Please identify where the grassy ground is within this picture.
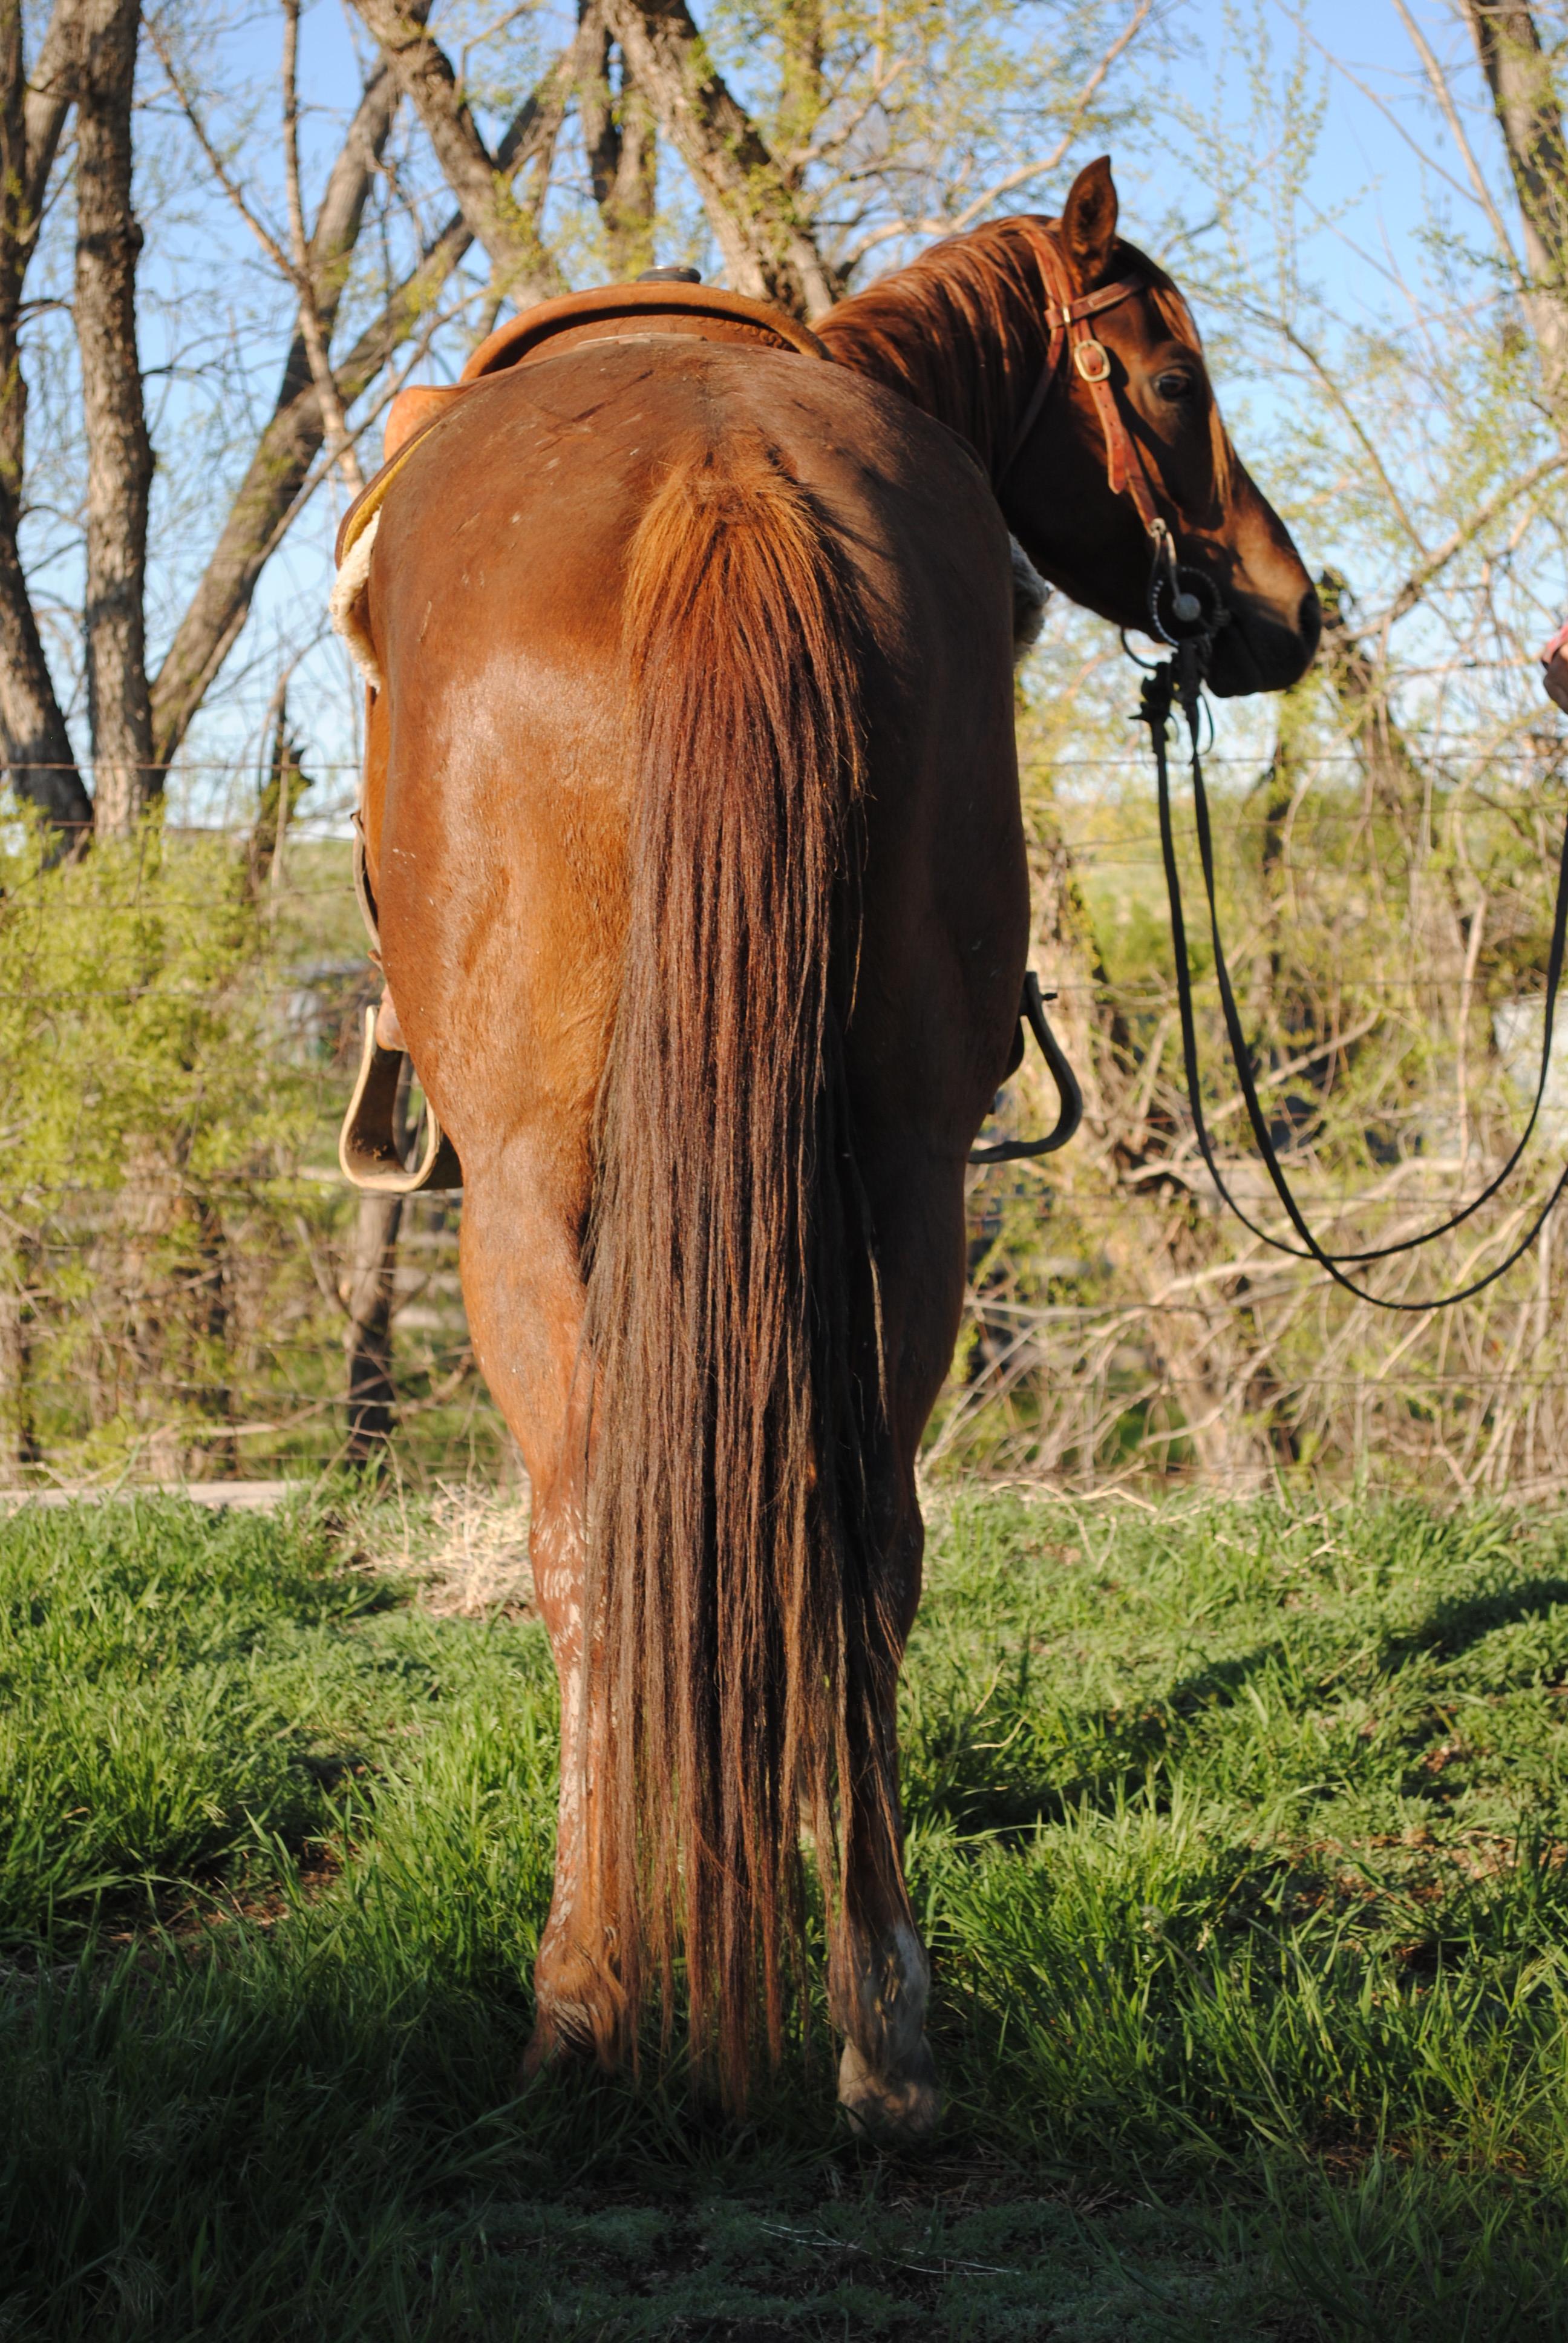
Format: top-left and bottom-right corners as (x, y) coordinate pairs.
(3, 1490), (1568, 2338)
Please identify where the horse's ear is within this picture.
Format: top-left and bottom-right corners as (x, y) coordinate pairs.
(1060, 156), (1119, 287)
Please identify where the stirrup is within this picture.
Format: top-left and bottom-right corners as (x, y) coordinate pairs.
(969, 974), (1083, 1163)
(338, 1004), (463, 1192)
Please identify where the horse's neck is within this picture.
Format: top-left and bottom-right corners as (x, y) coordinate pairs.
(817, 224), (1052, 478)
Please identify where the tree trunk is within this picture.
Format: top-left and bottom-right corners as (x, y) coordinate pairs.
(0, 1236), (35, 1478)
(1463, 2), (1568, 430)
(0, 0), (88, 838)
(1316, 569), (1431, 825)
(302, 57), (402, 326)
(604, 0), (837, 317)
(176, 1191), (232, 1478)
(344, 1191), (402, 1463)
(0, 534), (90, 838)
(579, 18), (657, 278)
(74, 0), (154, 836)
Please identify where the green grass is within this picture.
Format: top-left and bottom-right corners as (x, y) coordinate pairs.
(4, 1492), (1568, 2337)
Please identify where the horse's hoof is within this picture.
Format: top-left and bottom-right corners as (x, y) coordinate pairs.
(836, 2038), (942, 2143)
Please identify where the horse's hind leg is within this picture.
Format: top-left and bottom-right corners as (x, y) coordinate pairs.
(829, 1487), (941, 2140)
(455, 1167), (625, 2074)
(827, 1158), (965, 2143)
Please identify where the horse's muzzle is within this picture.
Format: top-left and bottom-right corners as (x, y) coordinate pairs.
(1206, 582), (1321, 696)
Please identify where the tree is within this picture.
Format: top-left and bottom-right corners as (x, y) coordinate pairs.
(1459, 1), (1568, 430)
(76, 0), (152, 837)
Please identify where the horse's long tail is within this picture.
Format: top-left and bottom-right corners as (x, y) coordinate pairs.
(584, 434), (890, 2106)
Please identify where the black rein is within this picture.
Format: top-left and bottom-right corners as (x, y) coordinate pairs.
(1142, 638), (1568, 1310)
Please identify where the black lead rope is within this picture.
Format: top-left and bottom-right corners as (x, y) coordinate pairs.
(1145, 644), (1568, 1310)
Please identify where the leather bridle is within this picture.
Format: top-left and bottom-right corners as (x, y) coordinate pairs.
(1002, 224), (1224, 654)
(1030, 227), (1568, 1311)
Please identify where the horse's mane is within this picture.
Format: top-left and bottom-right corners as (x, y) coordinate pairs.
(817, 217), (1049, 472)
(818, 214), (1233, 499)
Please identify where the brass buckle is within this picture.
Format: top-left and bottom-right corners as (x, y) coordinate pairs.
(1073, 338), (1112, 382)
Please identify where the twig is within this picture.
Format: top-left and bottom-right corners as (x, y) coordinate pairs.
(283, 0), (365, 494)
(841, 0), (1153, 265)
(1386, 455), (1568, 624)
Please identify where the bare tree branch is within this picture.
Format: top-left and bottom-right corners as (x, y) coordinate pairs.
(841, 0), (1152, 264)
(782, 54), (905, 182)
(152, 219), (459, 761)
(148, 41), (576, 763)
(350, 0), (566, 305)
(1385, 451), (1567, 622)
(24, 0), (84, 218)
(942, 0), (1150, 232)
(282, 0), (364, 494)
(1225, 291), (1429, 555)
(144, 14), (305, 280)
(604, 0), (837, 316)
(1391, 0), (1524, 264)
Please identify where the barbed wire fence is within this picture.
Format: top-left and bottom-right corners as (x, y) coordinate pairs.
(7, 721), (1568, 1495)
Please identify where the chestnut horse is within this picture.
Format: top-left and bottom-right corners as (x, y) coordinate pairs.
(346, 157), (1316, 2137)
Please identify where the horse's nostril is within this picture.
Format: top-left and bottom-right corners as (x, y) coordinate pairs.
(1297, 585), (1323, 661)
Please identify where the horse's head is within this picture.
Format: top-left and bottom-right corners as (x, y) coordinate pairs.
(1002, 159), (1319, 697)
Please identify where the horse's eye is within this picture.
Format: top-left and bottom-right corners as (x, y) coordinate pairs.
(1154, 369), (1197, 404)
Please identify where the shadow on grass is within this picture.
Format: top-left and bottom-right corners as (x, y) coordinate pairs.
(1380, 1575), (1568, 1671)
(0, 1929), (1422, 2343)
(2, 1928), (1293, 2343)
